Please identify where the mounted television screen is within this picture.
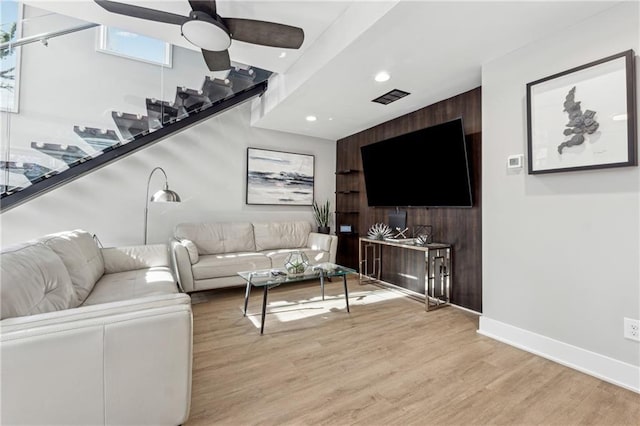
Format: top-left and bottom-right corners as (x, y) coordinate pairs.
(360, 117), (472, 208)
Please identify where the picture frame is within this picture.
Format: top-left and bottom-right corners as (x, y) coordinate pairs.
(246, 147), (314, 206)
(526, 49), (637, 174)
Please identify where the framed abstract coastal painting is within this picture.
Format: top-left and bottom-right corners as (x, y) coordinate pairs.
(526, 50), (636, 174)
(246, 148), (315, 205)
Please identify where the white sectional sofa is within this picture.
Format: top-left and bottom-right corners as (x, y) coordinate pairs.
(171, 221), (338, 293)
(0, 230), (192, 426)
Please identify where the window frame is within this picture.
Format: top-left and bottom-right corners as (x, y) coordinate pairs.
(0, 0), (23, 113)
(96, 25), (172, 68)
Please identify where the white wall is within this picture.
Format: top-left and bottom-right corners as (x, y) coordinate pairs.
(0, 6), (336, 247)
(480, 2), (639, 391)
(1, 102), (336, 247)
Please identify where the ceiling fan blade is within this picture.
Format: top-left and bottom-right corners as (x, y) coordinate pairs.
(202, 49), (231, 71)
(95, 0), (188, 26)
(224, 18), (304, 49)
(188, 0), (216, 17)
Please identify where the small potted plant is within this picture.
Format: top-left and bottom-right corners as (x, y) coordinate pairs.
(312, 200), (331, 234)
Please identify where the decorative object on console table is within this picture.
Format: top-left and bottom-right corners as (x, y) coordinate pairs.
(246, 147), (315, 205)
(284, 251), (309, 274)
(412, 225), (433, 245)
(415, 234), (430, 247)
(144, 167), (181, 245)
(527, 49), (637, 174)
(312, 199), (331, 234)
(367, 223), (393, 240)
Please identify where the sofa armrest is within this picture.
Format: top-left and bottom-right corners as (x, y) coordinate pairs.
(171, 239), (196, 293)
(1, 295), (192, 425)
(101, 244), (170, 274)
(308, 232), (338, 264)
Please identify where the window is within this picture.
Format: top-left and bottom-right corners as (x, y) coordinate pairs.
(97, 26), (172, 67)
(1, 0), (22, 113)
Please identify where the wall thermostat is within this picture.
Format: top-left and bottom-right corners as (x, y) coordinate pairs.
(339, 225), (352, 233)
(507, 154), (524, 169)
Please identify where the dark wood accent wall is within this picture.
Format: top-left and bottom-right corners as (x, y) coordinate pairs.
(335, 86), (482, 312)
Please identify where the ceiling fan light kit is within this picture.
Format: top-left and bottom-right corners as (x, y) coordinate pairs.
(95, 0), (305, 72)
(181, 12), (231, 51)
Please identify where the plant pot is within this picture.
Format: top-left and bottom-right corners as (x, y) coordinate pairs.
(318, 226), (330, 234)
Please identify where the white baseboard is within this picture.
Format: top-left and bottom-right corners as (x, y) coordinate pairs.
(478, 316), (639, 393)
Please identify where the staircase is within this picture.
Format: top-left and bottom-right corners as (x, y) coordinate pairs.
(1, 66), (271, 212)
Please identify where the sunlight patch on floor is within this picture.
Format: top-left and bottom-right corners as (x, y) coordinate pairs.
(244, 287), (407, 327)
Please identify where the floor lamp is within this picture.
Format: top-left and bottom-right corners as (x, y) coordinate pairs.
(144, 166), (181, 244)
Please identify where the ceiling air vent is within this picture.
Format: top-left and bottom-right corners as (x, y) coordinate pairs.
(372, 89), (410, 105)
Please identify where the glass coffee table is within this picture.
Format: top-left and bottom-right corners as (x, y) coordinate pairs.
(238, 263), (356, 334)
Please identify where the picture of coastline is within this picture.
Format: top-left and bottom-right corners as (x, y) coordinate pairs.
(247, 148), (314, 205)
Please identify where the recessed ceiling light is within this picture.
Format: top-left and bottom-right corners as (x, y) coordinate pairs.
(279, 52), (287, 58)
(328, 117), (333, 121)
(306, 115), (317, 122)
(374, 71), (390, 82)
(612, 113), (627, 121)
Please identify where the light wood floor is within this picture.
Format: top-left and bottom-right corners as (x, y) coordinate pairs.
(184, 278), (639, 426)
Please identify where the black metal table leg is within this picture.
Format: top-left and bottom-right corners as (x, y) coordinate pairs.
(243, 280), (251, 316)
(343, 275), (350, 313)
(260, 286), (269, 334)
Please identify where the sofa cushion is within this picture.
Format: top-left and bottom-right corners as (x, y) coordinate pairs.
(192, 253), (271, 280)
(102, 244), (169, 273)
(82, 267), (178, 306)
(39, 230), (105, 305)
(253, 221), (311, 251)
(175, 222), (255, 255)
(263, 248), (330, 269)
(1, 242), (77, 320)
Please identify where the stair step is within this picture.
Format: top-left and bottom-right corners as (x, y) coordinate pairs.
(30, 142), (90, 166)
(227, 68), (257, 92)
(0, 161), (54, 182)
(74, 126), (121, 151)
(1, 184), (26, 196)
(174, 87), (212, 116)
(111, 112), (149, 141)
(146, 98), (180, 130)
(201, 76), (234, 103)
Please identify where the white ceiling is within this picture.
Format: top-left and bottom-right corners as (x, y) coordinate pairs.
(25, 0), (621, 141)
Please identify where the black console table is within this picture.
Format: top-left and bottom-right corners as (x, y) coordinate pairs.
(358, 237), (451, 311)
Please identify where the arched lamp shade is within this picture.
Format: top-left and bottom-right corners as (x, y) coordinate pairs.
(145, 167), (181, 244)
(151, 185), (181, 203)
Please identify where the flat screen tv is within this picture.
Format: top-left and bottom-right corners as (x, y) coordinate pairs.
(360, 117), (472, 208)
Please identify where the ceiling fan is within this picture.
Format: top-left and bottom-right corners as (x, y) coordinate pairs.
(95, 0), (305, 71)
